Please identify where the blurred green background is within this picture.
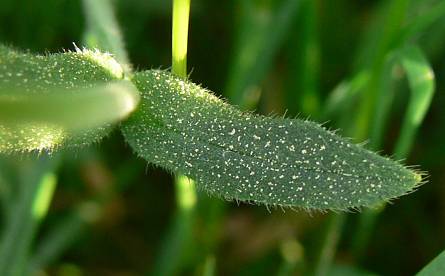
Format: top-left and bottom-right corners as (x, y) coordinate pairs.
(1, 0), (445, 275)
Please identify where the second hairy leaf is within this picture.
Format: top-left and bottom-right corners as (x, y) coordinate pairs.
(122, 70), (421, 210)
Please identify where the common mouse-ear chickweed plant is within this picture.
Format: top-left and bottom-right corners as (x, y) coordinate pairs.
(0, 44), (422, 211)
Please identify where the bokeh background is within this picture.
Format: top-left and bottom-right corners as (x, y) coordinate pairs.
(1, 0), (445, 275)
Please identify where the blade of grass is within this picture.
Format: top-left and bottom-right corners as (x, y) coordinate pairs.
(322, 71), (370, 121)
(341, 1), (444, 141)
(27, 201), (100, 274)
(401, 1), (445, 43)
(286, 0), (321, 117)
(0, 158), (18, 220)
(0, 155), (58, 276)
(202, 255), (216, 276)
(313, 213), (346, 276)
(225, 0), (300, 108)
(171, 0), (190, 77)
(27, 154), (144, 272)
(394, 45), (435, 158)
(369, 52), (399, 150)
(350, 0), (410, 141)
(327, 1), (445, 126)
(151, 175), (196, 276)
(277, 239), (304, 276)
(82, 0), (131, 74)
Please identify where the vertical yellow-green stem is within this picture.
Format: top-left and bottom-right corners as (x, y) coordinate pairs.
(172, 0), (191, 77)
(31, 173), (57, 220)
(171, 0), (196, 214)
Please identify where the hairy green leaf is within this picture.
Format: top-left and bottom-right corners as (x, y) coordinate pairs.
(0, 45), (139, 153)
(122, 70), (422, 210)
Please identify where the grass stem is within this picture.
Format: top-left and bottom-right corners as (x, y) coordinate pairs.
(0, 156), (57, 276)
(172, 0), (191, 77)
(313, 213), (346, 276)
(82, 0), (131, 74)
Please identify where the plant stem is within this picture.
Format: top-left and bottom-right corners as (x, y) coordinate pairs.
(172, 0), (191, 77)
(277, 238), (304, 276)
(225, 0), (300, 108)
(287, 0), (320, 117)
(0, 156), (57, 276)
(313, 213), (346, 276)
(171, 0), (196, 220)
(82, 0), (131, 74)
(202, 255), (216, 276)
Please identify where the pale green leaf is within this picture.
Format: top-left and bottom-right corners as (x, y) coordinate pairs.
(0, 45), (139, 153)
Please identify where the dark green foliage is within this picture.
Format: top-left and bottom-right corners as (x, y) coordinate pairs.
(2, 0), (445, 275)
(122, 70), (421, 210)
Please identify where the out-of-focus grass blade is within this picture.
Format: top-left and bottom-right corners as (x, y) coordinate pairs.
(27, 155), (142, 273)
(369, 53), (398, 150)
(313, 214), (346, 276)
(82, 0), (131, 73)
(286, 0), (320, 117)
(394, 45), (435, 159)
(338, 0), (443, 140)
(416, 249), (445, 276)
(326, 264), (379, 276)
(401, 1), (445, 43)
(326, 0), (444, 123)
(322, 71), (370, 120)
(151, 183), (196, 275)
(0, 157), (18, 219)
(202, 255), (216, 276)
(277, 239), (304, 276)
(225, 0), (300, 108)
(0, 155), (58, 276)
(27, 201), (100, 274)
(350, 0), (410, 141)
